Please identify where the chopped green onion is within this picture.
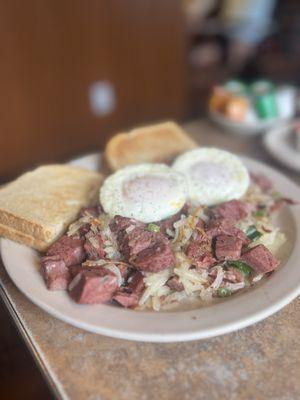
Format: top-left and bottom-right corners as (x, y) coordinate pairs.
(147, 223), (160, 233)
(246, 225), (263, 241)
(217, 287), (232, 297)
(229, 260), (253, 276)
(254, 210), (267, 218)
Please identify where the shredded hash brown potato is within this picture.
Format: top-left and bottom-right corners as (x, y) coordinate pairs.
(135, 183), (287, 311)
(59, 177), (290, 311)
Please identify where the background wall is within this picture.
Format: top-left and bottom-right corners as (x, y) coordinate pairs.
(0, 0), (187, 179)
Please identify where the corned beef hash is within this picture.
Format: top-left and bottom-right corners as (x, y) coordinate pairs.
(41, 148), (295, 311)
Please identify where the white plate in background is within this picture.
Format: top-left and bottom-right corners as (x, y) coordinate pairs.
(1, 153), (300, 342)
(264, 123), (300, 171)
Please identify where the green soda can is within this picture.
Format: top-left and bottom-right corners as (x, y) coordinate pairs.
(251, 80), (278, 119)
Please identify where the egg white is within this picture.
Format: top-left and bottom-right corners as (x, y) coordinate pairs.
(100, 163), (188, 223)
(172, 147), (249, 206)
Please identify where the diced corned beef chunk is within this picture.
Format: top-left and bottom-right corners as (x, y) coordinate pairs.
(84, 233), (106, 260)
(110, 215), (145, 235)
(214, 234), (243, 261)
(131, 238), (175, 272)
(69, 268), (118, 304)
(113, 271), (145, 308)
(210, 200), (250, 222)
(241, 244), (279, 273)
(187, 243), (216, 269)
(206, 218), (232, 237)
(166, 276), (184, 292)
(47, 235), (85, 267)
(157, 216), (177, 237)
(109, 216), (129, 233)
(68, 264), (83, 279)
(156, 205), (188, 236)
(81, 262), (131, 281)
(78, 223), (91, 237)
(113, 292), (137, 308)
(250, 173), (273, 192)
(186, 234), (216, 269)
(127, 271), (145, 292)
(41, 255), (70, 290)
(195, 218), (205, 230)
(206, 219), (250, 246)
(110, 216), (147, 258)
(121, 228), (155, 258)
(110, 215), (175, 272)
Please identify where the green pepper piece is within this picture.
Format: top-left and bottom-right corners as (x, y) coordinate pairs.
(147, 223), (160, 233)
(229, 260), (253, 276)
(254, 210), (267, 218)
(246, 225), (263, 241)
(217, 287), (232, 297)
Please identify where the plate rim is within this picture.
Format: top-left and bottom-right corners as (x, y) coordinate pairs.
(1, 153), (300, 342)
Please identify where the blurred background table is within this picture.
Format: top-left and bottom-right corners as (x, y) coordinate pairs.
(2, 0), (300, 398)
(1, 119), (300, 400)
(2, 0), (300, 182)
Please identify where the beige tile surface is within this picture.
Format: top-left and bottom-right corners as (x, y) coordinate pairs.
(1, 120), (299, 400)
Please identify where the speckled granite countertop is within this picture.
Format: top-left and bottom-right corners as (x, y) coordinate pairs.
(1, 120), (300, 400)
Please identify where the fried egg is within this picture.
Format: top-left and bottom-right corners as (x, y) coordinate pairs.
(172, 147), (249, 206)
(100, 164), (188, 223)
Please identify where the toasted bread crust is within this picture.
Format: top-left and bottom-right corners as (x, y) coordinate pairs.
(0, 165), (103, 250)
(105, 121), (197, 171)
(0, 222), (48, 251)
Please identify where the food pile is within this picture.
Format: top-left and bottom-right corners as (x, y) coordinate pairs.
(0, 121), (294, 312)
(40, 172), (291, 311)
(209, 79), (296, 123)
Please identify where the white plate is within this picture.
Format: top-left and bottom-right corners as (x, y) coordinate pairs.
(264, 123), (300, 171)
(1, 154), (300, 342)
(209, 110), (290, 136)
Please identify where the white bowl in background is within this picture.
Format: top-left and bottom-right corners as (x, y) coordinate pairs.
(209, 110), (290, 136)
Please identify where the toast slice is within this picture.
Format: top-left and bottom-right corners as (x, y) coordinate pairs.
(104, 121), (197, 171)
(0, 165), (103, 251)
